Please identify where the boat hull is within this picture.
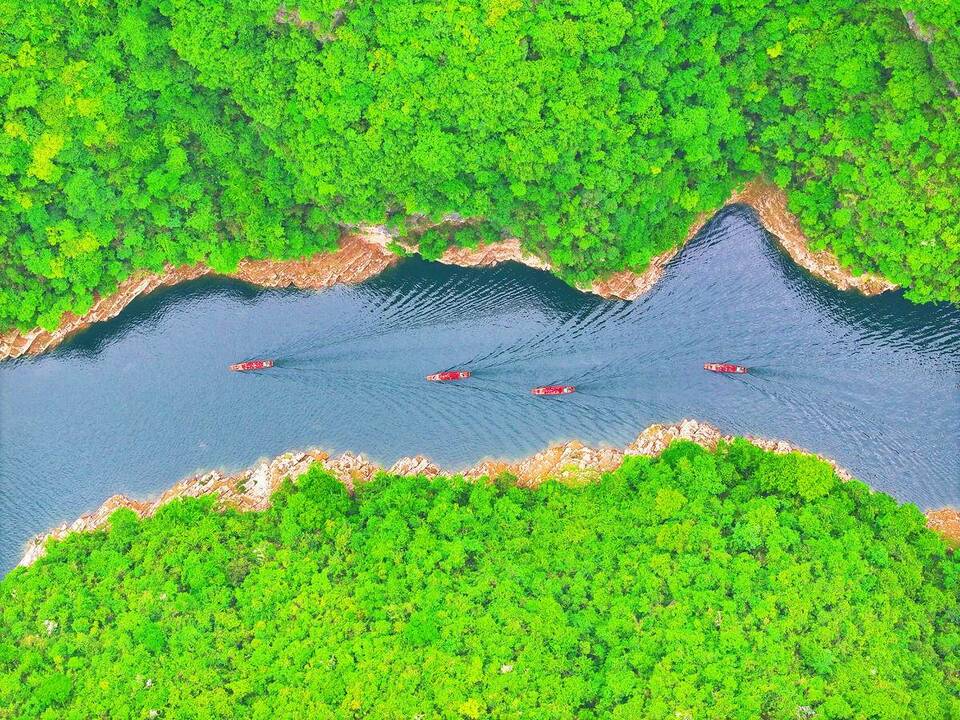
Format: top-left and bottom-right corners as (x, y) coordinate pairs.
(230, 359), (275, 372)
(426, 370), (472, 382)
(703, 362), (747, 374)
(531, 385), (576, 396)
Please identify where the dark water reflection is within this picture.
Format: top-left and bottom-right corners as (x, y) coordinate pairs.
(2, 206), (958, 570)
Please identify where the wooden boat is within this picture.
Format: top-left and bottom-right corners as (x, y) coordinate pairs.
(229, 359), (275, 372)
(703, 362), (747, 374)
(426, 370), (472, 382)
(531, 385), (576, 396)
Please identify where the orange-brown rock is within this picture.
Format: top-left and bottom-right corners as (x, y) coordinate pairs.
(463, 439), (625, 488)
(395, 179), (887, 303)
(436, 237), (550, 272)
(231, 234), (399, 289)
(728, 180), (896, 295)
(926, 507), (960, 548)
(21, 419), (893, 567)
(587, 247), (680, 301)
(589, 178), (896, 301)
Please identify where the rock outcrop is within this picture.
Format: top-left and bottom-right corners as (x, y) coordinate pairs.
(434, 237), (550, 272)
(926, 507), (960, 548)
(726, 180), (896, 295)
(21, 419), (905, 568)
(1, 179), (897, 361)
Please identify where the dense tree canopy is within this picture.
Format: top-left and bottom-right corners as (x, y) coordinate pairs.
(2, 440), (958, 718)
(902, 0), (960, 89)
(1, 0), (958, 331)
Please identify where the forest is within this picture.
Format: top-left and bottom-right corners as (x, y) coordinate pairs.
(1, 0), (959, 332)
(1, 440), (958, 718)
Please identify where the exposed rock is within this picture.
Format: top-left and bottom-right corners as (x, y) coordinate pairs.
(0, 265), (207, 361)
(244, 461), (273, 503)
(437, 238), (551, 272)
(388, 455), (442, 478)
(625, 418), (724, 455)
(728, 180), (897, 296)
(361, 226), (552, 273)
(231, 234), (399, 290)
(590, 178), (896, 301)
(926, 507), (960, 548)
(903, 11), (959, 97)
(23, 419), (916, 568)
(322, 451), (381, 491)
(467, 439), (625, 488)
(903, 10), (935, 43)
(588, 247), (679, 301)
(274, 3), (337, 41)
(1, 178), (898, 361)
(622, 419), (856, 481)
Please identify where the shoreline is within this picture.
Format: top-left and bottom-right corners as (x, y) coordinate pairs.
(17, 419), (954, 568)
(0, 178), (896, 362)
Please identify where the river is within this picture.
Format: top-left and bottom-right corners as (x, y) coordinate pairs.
(2, 206), (958, 570)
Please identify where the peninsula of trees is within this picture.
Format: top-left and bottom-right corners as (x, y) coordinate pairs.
(1, 440), (958, 717)
(2, 0), (959, 334)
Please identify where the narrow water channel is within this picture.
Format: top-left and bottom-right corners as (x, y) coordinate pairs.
(2, 206), (958, 569)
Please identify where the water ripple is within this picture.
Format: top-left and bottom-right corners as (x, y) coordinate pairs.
(2, 207), (959, 571)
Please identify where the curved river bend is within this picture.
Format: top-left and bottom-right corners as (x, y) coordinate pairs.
(2, 207), (959, 570)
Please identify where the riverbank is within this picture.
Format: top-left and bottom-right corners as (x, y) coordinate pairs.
(0, 179), (896, 362)
(0, 235), (401, 360)
(18, 419), (953, 568)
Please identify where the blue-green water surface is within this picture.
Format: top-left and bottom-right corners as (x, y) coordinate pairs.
(2, 207), (958, 570)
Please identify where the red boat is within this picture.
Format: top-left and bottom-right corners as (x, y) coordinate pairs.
(704, 362), (748, 374)
(531, 385), (576, 396)
(230, 359), (274, 372)
(426, 370), (471, 382)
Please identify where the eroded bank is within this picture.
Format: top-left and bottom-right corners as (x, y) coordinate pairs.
(19, 419), (954, 568)
(0, 179), (896, 361)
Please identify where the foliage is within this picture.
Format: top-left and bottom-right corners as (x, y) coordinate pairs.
(902, 0), (960, 88)
(2, 441), (958, 718)
(1, 0), (959, 333)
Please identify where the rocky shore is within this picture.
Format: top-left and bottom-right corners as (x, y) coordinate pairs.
(722, 180), (897, 295)
(0, 179), (896, 361)
(0, 234), (400, 361)
(20, 419), (952, 568)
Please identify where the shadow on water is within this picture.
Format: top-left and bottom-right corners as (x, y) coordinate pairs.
(2, 205), (959, 571)
(51, 277), (276, 362)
